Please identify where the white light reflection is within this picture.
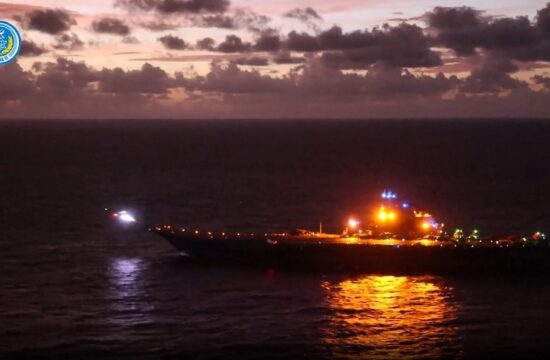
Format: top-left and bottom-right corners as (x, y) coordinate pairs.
(113, 258), (140, 286)
(107, 257), (153, 327)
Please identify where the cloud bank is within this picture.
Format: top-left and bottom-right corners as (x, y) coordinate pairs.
(2, 2), (550, 118)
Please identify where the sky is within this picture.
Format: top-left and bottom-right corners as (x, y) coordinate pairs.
(1, 0), (550, 118)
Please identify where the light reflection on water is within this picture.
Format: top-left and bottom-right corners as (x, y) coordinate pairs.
(321, 275), (462, 359)
(107, 257), (153, 327)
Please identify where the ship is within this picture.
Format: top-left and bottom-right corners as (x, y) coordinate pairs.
(110, 191), (549, 274)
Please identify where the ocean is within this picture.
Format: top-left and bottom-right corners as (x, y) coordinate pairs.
(1, 119), (549, 359)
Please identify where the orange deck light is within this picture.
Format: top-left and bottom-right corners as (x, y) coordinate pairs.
(377, 207), (396, 223)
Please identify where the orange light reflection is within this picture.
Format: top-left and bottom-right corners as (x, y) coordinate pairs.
(321, 275), (461, 358)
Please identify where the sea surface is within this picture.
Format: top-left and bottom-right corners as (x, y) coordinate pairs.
(1, 119), (549, 359)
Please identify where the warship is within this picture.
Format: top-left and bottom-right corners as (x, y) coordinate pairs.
(111, 191), (549, 274)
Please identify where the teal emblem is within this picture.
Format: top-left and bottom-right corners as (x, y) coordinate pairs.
(0, 21), (22, 65)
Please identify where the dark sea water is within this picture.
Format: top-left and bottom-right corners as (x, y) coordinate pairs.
(1, 119), (550, 359)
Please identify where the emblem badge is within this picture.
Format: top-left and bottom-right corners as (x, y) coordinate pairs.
(0, 21), (22, 65)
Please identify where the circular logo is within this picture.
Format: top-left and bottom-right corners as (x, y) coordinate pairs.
(0, 21), (21, 65)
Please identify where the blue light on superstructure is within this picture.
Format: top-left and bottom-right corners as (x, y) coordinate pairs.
(382, 190), (397, 199)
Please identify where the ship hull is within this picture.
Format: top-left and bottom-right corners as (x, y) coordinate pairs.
(152, 229), (550, 274)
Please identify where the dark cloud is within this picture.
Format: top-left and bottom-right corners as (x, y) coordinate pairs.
(246, 23), (441, 68)
(316, 26), (370, 50)
(0, 62), (36, 102)
(20, 40), (47, 57)
(234, 57), (269, 66)
(386, 17), (411, 22)
(462, 58), (526, 93)
(131, 7), (269, 33)
(0, 58), (186, 118)
(254, 33), (282, 52)
(195, 14), (234, 28)
(138, 20), (181, 31)
(387, 14), (424, 22)
(283, 7), (322, 22)
(425, 4), (550, 61)
(158, 34), (188, 50)
(216, 35), (252, 53)
(196, 37), (216, 50)
(232, 9), (270, 33)
(426, 6), (485, 31)
(182, 59), (457, 100)
(537, 3), (550, 35)
(160, 0), (228, 13)
(33, 58), (99, 87)
(92, 17), (131, 36)
(116, 0), (230, 14)
(306, 24), (441, 68)
(22, 9), (75, 34)
(495, 17), (538, 46)
(12, 58), (151, 115)
(30, 58), (180, 98)
(283, 7), (322, 31)
(360, 65), (457, 98)
(33, 58), (100, 100)
(98, 63), (181, 94)
(288, 61), (457, 99)
(2, 55), (549, 119)
(425, 7), (487, 55)
(319, 24), (434, 52)
(184, 62), (291, 93)
(533, 74), (550, 89)
(190, 9), (270, 33)
(53, 33), (84, 51)
(425, 7), (496, 55)
(285, 31), (319, 51)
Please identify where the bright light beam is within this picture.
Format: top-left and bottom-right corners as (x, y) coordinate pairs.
(114, 210), (137, 223)
(348, 218), (360, 229)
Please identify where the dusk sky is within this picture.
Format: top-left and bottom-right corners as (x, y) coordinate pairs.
(1, 0), (550, 118)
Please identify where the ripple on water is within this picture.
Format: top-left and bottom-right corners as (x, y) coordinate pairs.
(320, 275), (462, 359)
